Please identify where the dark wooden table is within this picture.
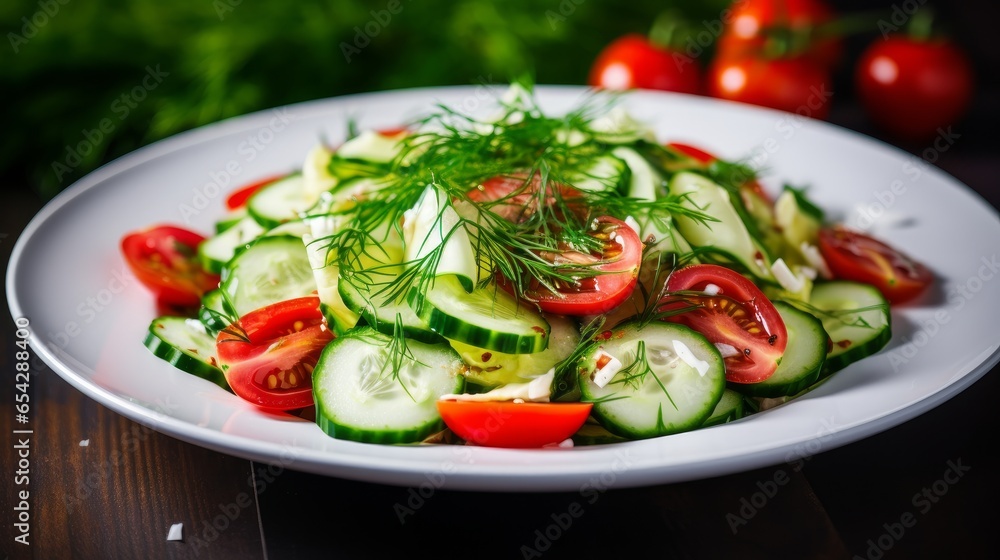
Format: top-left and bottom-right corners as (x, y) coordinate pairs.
(3, 99), (999, 560)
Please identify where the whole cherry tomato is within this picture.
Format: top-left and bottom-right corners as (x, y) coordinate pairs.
(718, 0), (841, 68)
(588, 34), (701, 94)
(707, 54), (832, 119)
(855, 36), (973, 141)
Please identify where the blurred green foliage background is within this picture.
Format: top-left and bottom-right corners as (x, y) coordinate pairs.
(1, 0), (730, 198)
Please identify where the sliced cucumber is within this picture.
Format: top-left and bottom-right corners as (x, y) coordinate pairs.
(702, 389), (745, 427)
(450, 313), (579, 387)
(199, 216), (266, 274)
(246, 174), (313, 229)
(221, 235), (317, 316)
(313, 327), (465, 443)
(808, 281), (891, 376)
(734, 301), (827, 397)
(570, 154), (629, 194)
(669, 171), (771, 279)
(578, 321), (725, 439)
(408, 275), (550, 354)
(198, 289), (229, 335)
(143, 317), (229, 391)
(571, 422), (627, 446)
(339, 270), (441, 344)
(215, 209), (248, 233)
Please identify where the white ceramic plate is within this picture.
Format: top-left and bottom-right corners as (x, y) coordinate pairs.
(9, 86), (1000, 491)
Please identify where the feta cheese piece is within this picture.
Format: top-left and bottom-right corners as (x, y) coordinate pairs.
(772, 258), (805, 293)
(800, 242), (833, 279)
(441, 368), (555, 403)
(673, 340), (709, 377)
(592, 349), (623, 389)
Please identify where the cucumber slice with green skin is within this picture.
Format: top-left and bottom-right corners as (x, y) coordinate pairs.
(143, 317), (229, 391)
(221, 235), (317, 316)
(808, 281), (892, 377)
(339, 272), (442, 344)
(199, 216), (266, 274)
(198, 289), (229, 335)
(408, 275), (550, 354)
(669, 171), (771, 279)
(571, 154), (630, 194)
(246, 174), (313, 229)
(571, 422), (627, 446)
(578, 321), (725, 439)
(451, 313), (579, 387)
(733, 301), (827, 398)
(312, 327), (465, 444)
(702, 389), (745, 426)
(215, 209), (248, 233)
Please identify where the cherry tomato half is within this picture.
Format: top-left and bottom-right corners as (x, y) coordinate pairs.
(225, 174), (288, 211)
(121, 225), (220, 307)
(216, 296), (334, 410)
(511, 216), (643, 316)
(661, 264), (787, 383)
(818, 227), (933, 304)
(588, 34), (701, 94)
(436, 401), (593, 448)
(707, 54), (831, 120)
(855, 36), (973, 141)
(466, 173), (586, 224)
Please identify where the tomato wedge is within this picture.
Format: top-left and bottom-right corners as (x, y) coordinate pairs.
(224, 174), (287, 211)
(818, 227), (933, 304)
(466, 172), (586, 224)
(436, 401), (593, 448)
(507, 216), (642, 316)
(661, 264), (786, 383)
(216, 296), (334, 410)
(666, 142), (716, 164)
(121, 225), (219, 307)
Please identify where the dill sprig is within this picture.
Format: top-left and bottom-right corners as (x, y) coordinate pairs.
(316, 86), (724, 310)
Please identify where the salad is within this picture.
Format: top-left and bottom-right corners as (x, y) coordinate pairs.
(123, 85), (932, 448)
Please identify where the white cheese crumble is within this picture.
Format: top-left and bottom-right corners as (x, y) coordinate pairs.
(703, 283), (721, 296)
(673, 340), (709, 377)
(624, 215), (641, 236)
(79, 439), (89, 447)
(167, 523), (183, 541)
(441, 368), (555, 402)
(800, 242), (832, 279)
(592, 349), (623, 389)
(772, 258), (805, 293)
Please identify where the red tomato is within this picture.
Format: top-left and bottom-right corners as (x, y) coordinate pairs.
(466, 173), (585, 224)
(512, 216), (643, 316)
(661, 264), (787, 383)
(216, 296), (334, 410)
(588, 34), (701, 94)
(717, 0), (841, 68)
(436, 401), (593, 448)
(121, 225), (220, 307)
(225, 175), (287, 211)
(707, 54), (832, 120)
(855, 36), (973, 141)
(665, 141), (771, 203)
(818, 227), (933, 304)
(666, 142), (716, 164)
